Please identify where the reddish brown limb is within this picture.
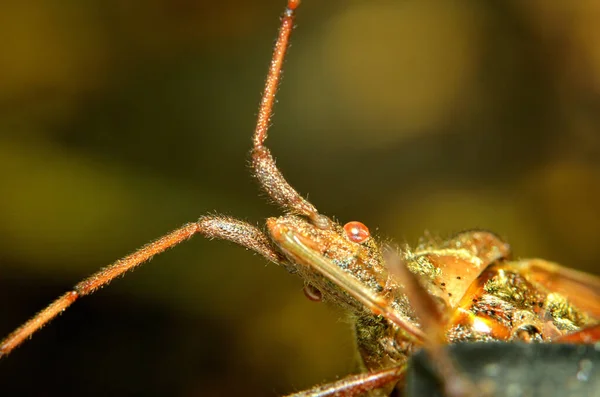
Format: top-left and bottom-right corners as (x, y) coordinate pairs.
(0, 0), (321, 361)
(0, 216), (283, 358)
(284, 365), (406, 397)
(555, 323), (600, 343)
(250, 0), (328, 227)
(252, 1), (296, 149)
(384, 248), (446, 344)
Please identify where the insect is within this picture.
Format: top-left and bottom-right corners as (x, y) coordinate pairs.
(2, 1), (600, 396)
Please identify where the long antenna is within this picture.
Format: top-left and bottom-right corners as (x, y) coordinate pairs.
(249, 0), (330, 228)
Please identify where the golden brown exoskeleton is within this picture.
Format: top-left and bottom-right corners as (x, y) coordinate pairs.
(1, 1), (599, 396)
(268, 215), (600, 396)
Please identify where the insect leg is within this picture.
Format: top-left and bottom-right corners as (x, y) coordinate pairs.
(555, 323), (600, 343)
(284, 364), (406, 397)
(383, 248), (447, 344)
(384, 248), (478, 397)
(0, 216), (284, 357)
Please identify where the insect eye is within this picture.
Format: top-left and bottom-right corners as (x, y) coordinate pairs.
(303, 284), (323, 302)
(343, 221), (370, 243)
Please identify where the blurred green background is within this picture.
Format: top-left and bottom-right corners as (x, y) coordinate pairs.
(1, 0), (599, 396)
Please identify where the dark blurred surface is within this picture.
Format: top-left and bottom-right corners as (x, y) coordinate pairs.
(0, 1), (599, 396)
(406, 343), (600, 397)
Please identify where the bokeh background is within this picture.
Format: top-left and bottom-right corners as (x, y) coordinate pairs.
(1, 0), (600, 396)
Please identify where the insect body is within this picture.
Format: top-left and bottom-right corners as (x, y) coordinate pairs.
(2, 1), (600, 396)
(270, 219), (600, 395)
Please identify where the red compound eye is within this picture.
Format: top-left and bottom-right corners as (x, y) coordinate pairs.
(343, 221), (370, 243)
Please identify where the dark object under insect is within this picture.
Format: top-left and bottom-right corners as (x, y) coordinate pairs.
(405, 343), (600, 397)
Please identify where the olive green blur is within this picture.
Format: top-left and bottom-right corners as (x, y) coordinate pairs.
(0, 1), (599, 396)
